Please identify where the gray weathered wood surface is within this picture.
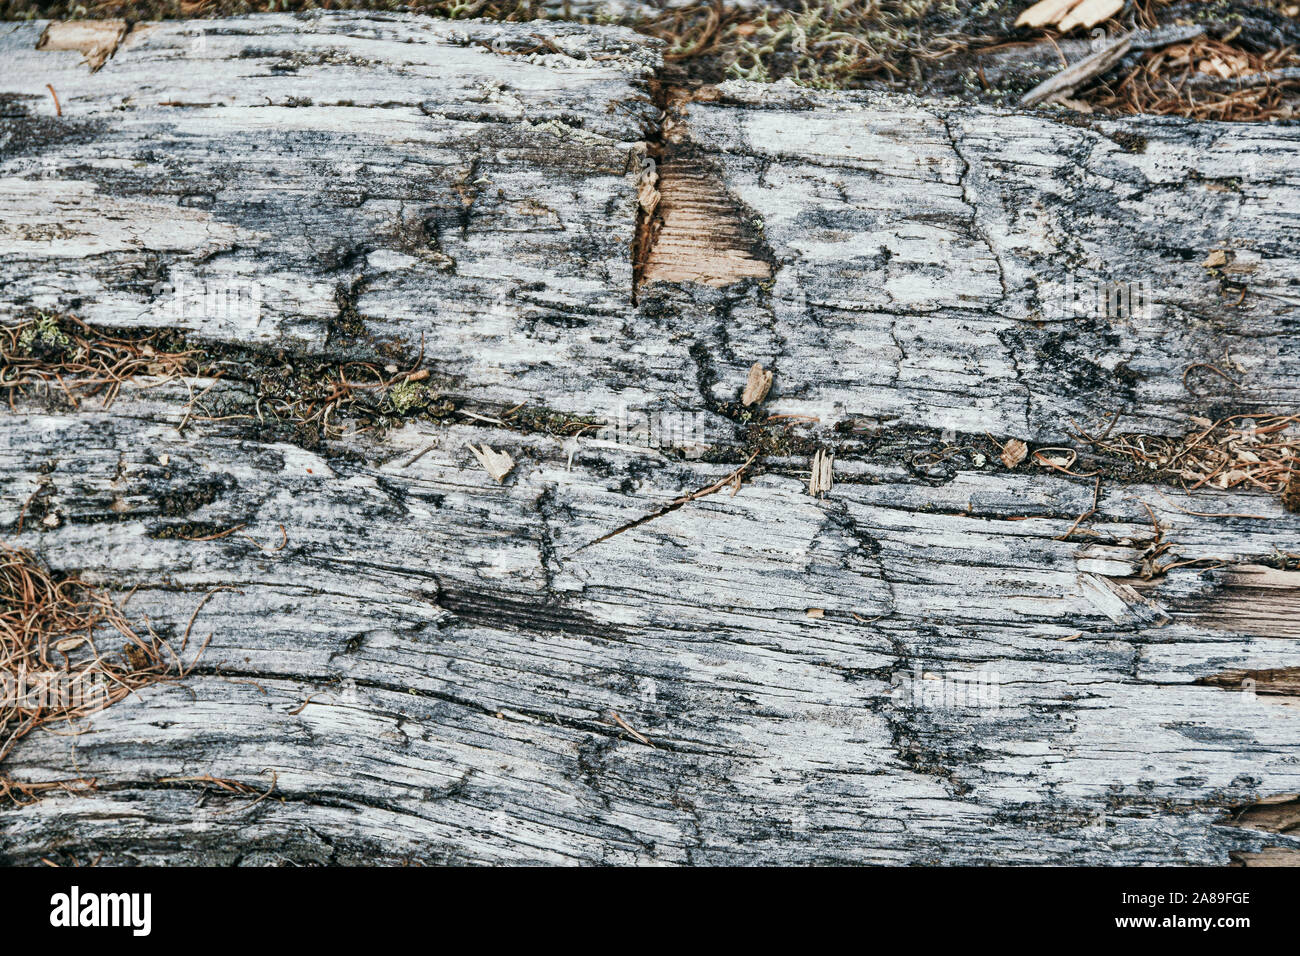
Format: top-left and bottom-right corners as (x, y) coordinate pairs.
(1, 12), (1298, 865)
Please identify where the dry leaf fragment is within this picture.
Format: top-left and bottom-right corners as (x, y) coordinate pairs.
(1016, 0), (1080, 28)
(742, 362), (773, 406)
(1016, 0), (1121, 31)
(1001, 438), (1029, 469)
(1203, 249), (1228, 268)
(809, 449), (833, 497)
(466, 443), (514, 483)
(1058, 0), (1124, 32)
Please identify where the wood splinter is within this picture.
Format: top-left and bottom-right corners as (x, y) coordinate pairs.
(742, 362), (773, 407)
(1020, 31), (1134, 107)
(809, 449), (833, 497)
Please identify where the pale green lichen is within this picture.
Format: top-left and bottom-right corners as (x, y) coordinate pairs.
(385, 379), (429, 415)
(17, 313), (72, 356)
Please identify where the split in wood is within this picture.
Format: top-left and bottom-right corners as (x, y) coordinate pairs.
(636, 155), (772, 289)
(158, 769), (278, 815)
(1197, 668), (1300, 698)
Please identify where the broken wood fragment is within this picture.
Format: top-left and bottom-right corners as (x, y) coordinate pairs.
(741, 362), (772, 406)
(1020, 32), (1134, 107)
(36, 19), (127, 72)
(808, 450), (833, 497)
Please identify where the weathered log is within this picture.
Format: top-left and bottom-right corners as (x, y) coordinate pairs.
(1, 12), (1299, 865)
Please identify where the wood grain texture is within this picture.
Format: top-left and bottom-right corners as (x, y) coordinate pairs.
(1, 13), (1299, 866)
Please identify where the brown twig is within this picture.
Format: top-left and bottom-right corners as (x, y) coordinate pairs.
(573, 452), (761, 553)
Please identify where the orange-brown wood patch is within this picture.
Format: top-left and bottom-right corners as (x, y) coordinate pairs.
(637, 156), (772, 289)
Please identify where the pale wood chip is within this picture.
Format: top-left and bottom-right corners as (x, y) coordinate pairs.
(1203, 249), (1228, 268)
(466, 443), (514, 483)
(1015, 0), (1082, 29)
(1058, 0), (1124, 31)
(742, 362), (773, 406)
(1001, 438), (1029, 469)
(1055, 97), (1096, 113)
(806, 608), (824, 619)
(637, 165), (659, 215)
(809, 449), (833, 497)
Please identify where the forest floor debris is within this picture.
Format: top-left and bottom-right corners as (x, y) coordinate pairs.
(0, 312), (452, 442)
(0, 543), (212, 802)
(0, 312), (198, 411)
(9, 1), (1298, 119)
(1085, 34), (1300, 119)
(1083, 413), (1299, 496)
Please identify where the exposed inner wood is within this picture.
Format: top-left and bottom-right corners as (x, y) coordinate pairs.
(1198, 668), (1300, 696)
(1231, 847), (1300, 866)
(637, 154), (772, 289)
(1229, 794), (1300, 833)
(1134, 567), (1300, 639)
(1225, 794), (1299, 864)
(35, 19), (127, 71)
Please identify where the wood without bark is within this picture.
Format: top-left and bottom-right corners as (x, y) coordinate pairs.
(0, 12), (1298, 865)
